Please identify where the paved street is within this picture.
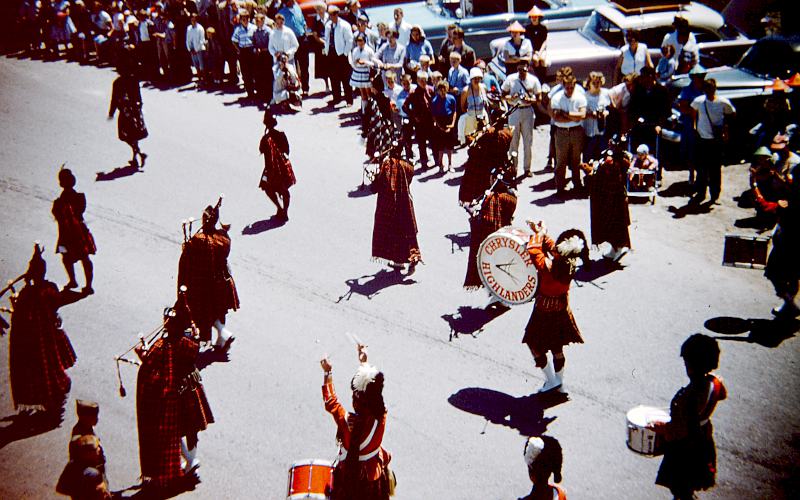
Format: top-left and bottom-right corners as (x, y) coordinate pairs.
(0, 54), (797, 499)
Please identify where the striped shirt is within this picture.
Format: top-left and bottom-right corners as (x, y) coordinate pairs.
(231, 22), (256, 48)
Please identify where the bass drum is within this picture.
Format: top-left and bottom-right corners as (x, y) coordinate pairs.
(477, 226), (539, 306)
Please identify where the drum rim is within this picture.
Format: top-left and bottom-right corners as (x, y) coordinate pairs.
(289, 458), (335, 468)
(477, 225), (539, 305)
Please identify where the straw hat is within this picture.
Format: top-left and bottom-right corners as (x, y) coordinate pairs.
(527, 6), (544, 17)
(507, 21), (525, 33)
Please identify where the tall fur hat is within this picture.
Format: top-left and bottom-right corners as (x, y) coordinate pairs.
(524, 437), (545, 466)
(351, 363), (380, 393)
(555, 229), (587, 259)
(58, 167), (76, 188)
(26, 242), (46, 280)
(202, 204), (219, 226)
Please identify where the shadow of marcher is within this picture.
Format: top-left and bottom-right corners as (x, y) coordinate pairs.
(444, 232), (470, 253)
(347, 185), (375, 198)
(115, 473), (200, 499)
(196, 347), (230, 371)
(416, 169), (447, 183)
(442, 304), (510, 341)
(705, 316), (799, 348)
(530, 177), (555, 192)
(531, 192), (566, 207)
(658, 180), (694, 198)
(448, 387), (567, 436)
(336, 269), (417, 302)
(96, 163), (142, 182)
(242, 217), (285, 235)
(667, 200), (713, 219)
(573, 259), (622, 291)
(0, 391), (69, 450)
(733, 215), (775, 232)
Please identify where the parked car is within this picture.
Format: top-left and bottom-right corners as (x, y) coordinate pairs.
(364, 0), (608, 59)
(663, 35), (800, 157)
(486, 2), (753, 83)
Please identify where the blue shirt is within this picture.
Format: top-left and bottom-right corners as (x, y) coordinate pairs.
(278, 3), (307, 38)
(482, 73), (500, 93)
(231, 22), (256, 48)
(405, 39), (433, 63)
(396, 86), (414, 118)
(447, 66), (469, 94)
(678, 84), (703, 128)
(431, 93), (456, 117)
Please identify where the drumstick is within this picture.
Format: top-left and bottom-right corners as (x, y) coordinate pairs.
(480, 418), (489, 435)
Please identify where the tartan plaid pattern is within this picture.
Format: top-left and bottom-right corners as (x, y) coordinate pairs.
(522, 295), (584, 351)
(9, 281), (76, 410)
(459, 128), (513, 204)
(259, 131), (296, 193)
(52, 191), (97, 259)
(177, 230), (239, 341)
(463, 192), (517, 288)
(371, 158), (421, 264)
(589, 156), (631, 248)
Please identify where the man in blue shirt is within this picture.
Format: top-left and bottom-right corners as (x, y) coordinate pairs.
(678, 65), (705, 186)
(447, 52), (469, 101)
(278, 0), (310, 95)
(231, 9), (257, 99)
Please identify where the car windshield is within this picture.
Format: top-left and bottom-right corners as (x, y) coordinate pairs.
(437, 0), (553, 17)
(580, 11), (623, 47)
(737, 39), (800, 79)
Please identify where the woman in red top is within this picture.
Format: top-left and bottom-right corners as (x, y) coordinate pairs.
(320, 344), (392, 500)
(523, 223), (588, 393)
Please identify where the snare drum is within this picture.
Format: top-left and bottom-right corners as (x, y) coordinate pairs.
(628, 168), (656, 191)
(287, 459), (334, 499)
(626, 406), (670, 456)
(477, 226), (539, 306)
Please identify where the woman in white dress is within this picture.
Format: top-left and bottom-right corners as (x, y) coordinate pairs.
(350, 33), (376, 114)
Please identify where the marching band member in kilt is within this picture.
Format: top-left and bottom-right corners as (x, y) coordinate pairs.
(108, 57), (148, 169)
(177, 202), (238, 350)
(463, 181), (517, 290)
(458, 127), (513, 207)
(372, 142), (422, 274)
(7, 243), (76, 417)
(521, 435), (566, 500)
(581, 136), (631, 262)
(52, 168), (95, 295)
(651, 334), (727, 500)
(523, 224), (588, 393)
(136, 301), (214, 491)
(259, 111), (296, 221)
(320, 344), (394, 500)
(364, 76), (396, 162)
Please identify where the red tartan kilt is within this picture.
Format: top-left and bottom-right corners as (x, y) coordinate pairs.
(179, 386), (214, 435)
(53, 328), (77, 372)
(58, 222), (97, 258)
(523, 296), (584, 352)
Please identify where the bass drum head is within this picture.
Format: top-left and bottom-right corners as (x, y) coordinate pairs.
(477, 226), (539, 306)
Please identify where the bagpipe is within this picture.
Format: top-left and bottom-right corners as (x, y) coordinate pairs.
(0, 274), (27, 335)
(181, 194), (228, 243)
(457, 100), (522, 151)
(464, 151), (519, 221)
(361, 117), (401, 187)
(113, 286), (199, 397)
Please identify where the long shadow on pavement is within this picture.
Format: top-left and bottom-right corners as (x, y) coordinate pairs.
(336, 269), (416, 302)
(573, 259), (623, 291)
(442, 304), (510, 341)
(705, 316), (799, 348)
(96, 163), (142, 182)
(448, 387), (567, 436)
(0, 392), (68, 450)
(444, 232), (470, 253)
(196, 347), (231, 371)
(242, 216), (286, 235)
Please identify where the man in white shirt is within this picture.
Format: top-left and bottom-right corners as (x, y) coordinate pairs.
(502, 61), (542, 177)
(324, 6), (354, 106)
(393, 7), (412, 47)
(689, 78), (735, 204)
(550, 74), (587, 196)
(186, 14), (206, 77)
(661, 16), (698, 73)
(269, 13), (299, 65)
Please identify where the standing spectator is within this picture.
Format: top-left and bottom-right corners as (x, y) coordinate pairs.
(689, 78), (735, 205)
(152, 6), (172, 79)
(90, 3), (113, 63)
(656, 44), (677, 84)
(186, 14), (206, 80)
(460, 67), (489, 143)
(383, 71), (402, 107)
(476, 59), (500, 93)
(309, 1), (330, 90)
(253, 13), (273, 101)
(375, 29), (406, 84)
(167, 0), (195, 85)
(628, 67), (670, 154)
(278, 0), (311, 96)
(583, 71), (611, 162)
(431, 80), (457, 172)
(350, 33), (376, 115)
(763, 155), (799, 318)
(396, 74), (416, 159)
(502, 61), (541, 177)
(503, 21), (532, 77)
(217, 0), (239, 84)
(375, 22), (390, 51)
(324, 6), (353, 107)
(525, 6), (548, 81)
(231, 9), (257, 100)
(551, 74), (587, 196)
(205, 27), (224, 85)
(354, 15), (379, 49)
(446, 51), (469, 101)
(448, 28), (476, 70)
(341, 0), (368, 27)
(677, 65), (705, 184)
(615, 29), (652, 84)
(607, 72), (635, 136)
(437, 24), (458, 73)
(269, 14), (299, 66)
(392, 7), (412, 47)
(133, 9), (157, 80)
(405, 26), (433, 77)
(662, 16), (698, 75)
(403, 71), (434, 168)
